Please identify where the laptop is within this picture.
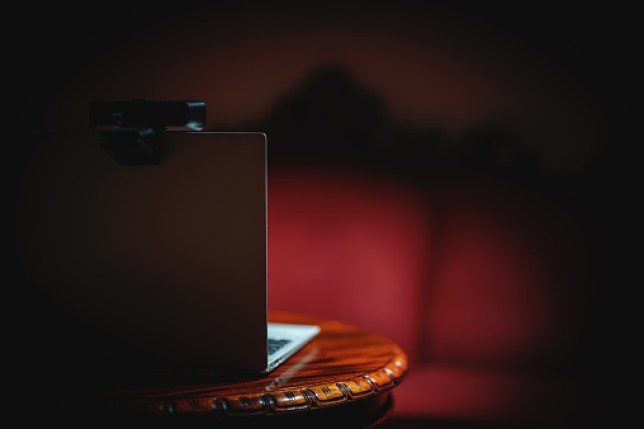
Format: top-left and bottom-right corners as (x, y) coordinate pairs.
(14, 130), (319, 380)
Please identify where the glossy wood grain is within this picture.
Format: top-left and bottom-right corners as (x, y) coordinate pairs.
(73, 312), (407, 421)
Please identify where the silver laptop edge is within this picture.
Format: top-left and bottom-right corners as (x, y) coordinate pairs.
(266, 324), (321, 372)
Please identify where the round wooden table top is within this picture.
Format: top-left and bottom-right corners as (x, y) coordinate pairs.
(68, 312), (408, 425)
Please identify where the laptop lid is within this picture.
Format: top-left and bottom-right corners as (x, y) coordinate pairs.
(15, 131), (268, 374)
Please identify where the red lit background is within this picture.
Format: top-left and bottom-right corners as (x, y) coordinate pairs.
(8, 2), (640, 427)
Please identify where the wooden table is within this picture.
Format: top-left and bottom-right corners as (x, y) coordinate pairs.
(52, 312), (408, 427)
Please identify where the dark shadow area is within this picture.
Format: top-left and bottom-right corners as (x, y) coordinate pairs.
(255, 64), (392, 168)
(252, 64), (546, 191)
(19, 392), (393, 429)
(379, 417), (561, 429)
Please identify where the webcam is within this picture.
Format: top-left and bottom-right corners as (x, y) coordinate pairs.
(89, 100), (206, 165)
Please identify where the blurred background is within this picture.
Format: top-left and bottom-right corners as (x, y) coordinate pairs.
(8, 1), (640, 428)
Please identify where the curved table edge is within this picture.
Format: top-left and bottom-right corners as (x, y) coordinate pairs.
(114, 346), (408, 417)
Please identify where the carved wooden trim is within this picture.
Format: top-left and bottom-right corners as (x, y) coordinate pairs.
(118, 350), (407, 417)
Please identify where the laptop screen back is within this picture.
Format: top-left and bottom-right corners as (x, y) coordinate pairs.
(15, 132), (268, 373)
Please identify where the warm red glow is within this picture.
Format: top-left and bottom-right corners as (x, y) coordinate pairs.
(424, 185), (584, 365)
(268, 168), (431, 361)
(269, 172), (584, 368)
